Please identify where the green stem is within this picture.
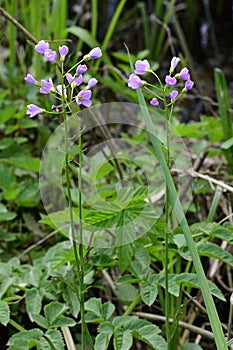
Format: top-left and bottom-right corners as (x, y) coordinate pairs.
(163, 87), (171, 346)
(9, 318), (26, 332)
(59, 63), (92, 349)
(123, 295), (141, 316)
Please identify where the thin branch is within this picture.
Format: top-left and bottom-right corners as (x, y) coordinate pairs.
(133, 311), (215, 340)
(18, 225), (69, 259)
(0, 6), (37, 44)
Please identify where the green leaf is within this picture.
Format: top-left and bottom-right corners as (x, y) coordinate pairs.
(98, 321), (114, 334)
(133, 325), (167, 350)
(85, 298), (102, 318)
(117, 243), (135, 274)
(115, 284), (138, 303)
(173, 273), (225, 301)
(212, 226), (233, 245)
(8, 329), (43, 350)
(67, 26), (99, 48)
(25, 288), (42, 321)
(62, 286), (80, 318)
(31, 314), (49, 329)
(50, 316), (76, 328)
(198, 242), (233, 267)
(102, 301), (115, 321)
(95, 333), (111, 350)
(221, 136), (233, 150)
(0, 156), (40, 172)
(113, 329), (133, 350)
(40, 329), (65, 350)
(44, 302), (68, 325)
(0, 301), (10, 326)
(140, 276), (158, 306)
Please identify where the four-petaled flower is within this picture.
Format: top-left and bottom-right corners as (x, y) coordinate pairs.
(128, 74), (143, 89)
(85, 47), (102, 60)
(134, 59), (150, 75)
(170, 90), (179, 100)
(40, 78), (55, 94)
(59, 45), (69, 60)
(35, 40), (50, 54)
(44, 49), (57, 63)
(26, 104), (43, 118)
(184, 80), (194, 91)
(170, 57), (180, 70)
(165, 75), (177, 87)
(56, 84), (67, 98)
(24, 74), (37, 85)
(66, 73), (83, 87)
(86, 78), (98, 89)
(178, 67), (190, 81)
(150, 98), (159, 107)
(76, 90), (92, 107)
(76, 64), (88, 74)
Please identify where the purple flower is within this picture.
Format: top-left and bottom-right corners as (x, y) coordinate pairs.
(170, 90), (179, 100)
(66, 73), (83, 87)
(179, 67), (190, 81)
(56, 84), (67, 97)
(134, 59), (150, 75)
(128, 74), (143, 89)
(184, 80), (194, 91)
(35, 40), (50, 54)
(170, 57), (180, 69)
(85, 47), (102, 60)
(44, 49), (57, 63)
(150, 98), (159, 107)
(76, 64), (88, 74)
(76, 90), (92, 107)
(24, 74), (37, 84)
(165, 75), (177, 87)
(26, 104), (43, 118)
(59, 45), (69, 59)
(86, 78), (98, 89)
(39, 78), (54, 94)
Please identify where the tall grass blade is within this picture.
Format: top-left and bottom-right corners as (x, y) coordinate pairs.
(102, 0), (127, 51)
(214, 68), (233, 172)
(126, 45), (228, 350)
(91, 0), (98, 39)
(154, 0), (176, 59)
(137, 2), (150, 51)
(207, 185), (222, 222)
(5, 0), (17, 66)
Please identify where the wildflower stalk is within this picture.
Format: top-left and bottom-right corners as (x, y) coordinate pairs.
(163, 86), (171, 345)
(136, 87), (227, 350)
(126, 46), (227, 350)
(59, 63), (91, 350)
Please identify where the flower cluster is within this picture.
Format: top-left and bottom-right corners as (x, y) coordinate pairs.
(127, 57), (194, 108)
(25, 40), (102, 118)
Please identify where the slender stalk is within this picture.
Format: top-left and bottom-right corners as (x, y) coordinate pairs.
(9, 318), (26, 332)
(164, 88), (171, 345)
(77, 129), (89, 349)
(91, 0), (98, 39)
(59, 63), (93, 349)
